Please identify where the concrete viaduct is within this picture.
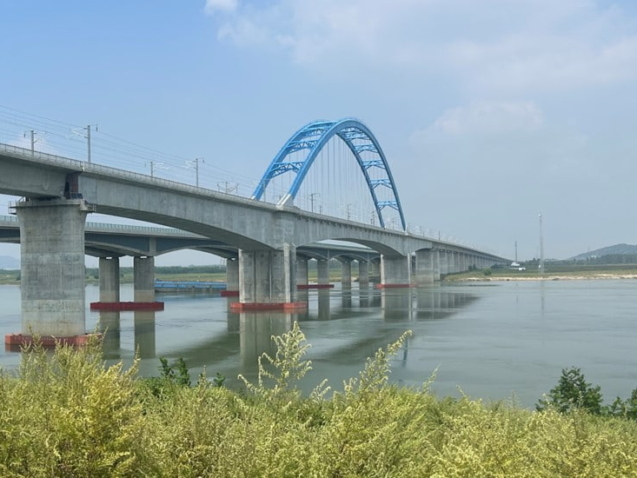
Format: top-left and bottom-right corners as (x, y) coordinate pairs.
(0, 118), (507, 341)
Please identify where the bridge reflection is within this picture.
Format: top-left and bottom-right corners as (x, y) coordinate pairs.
(95, 286), (480, 384)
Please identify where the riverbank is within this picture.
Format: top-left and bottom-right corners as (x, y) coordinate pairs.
(445, 268), (637, 282)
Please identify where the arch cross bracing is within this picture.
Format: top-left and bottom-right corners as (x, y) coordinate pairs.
(251, 118), (406, 230)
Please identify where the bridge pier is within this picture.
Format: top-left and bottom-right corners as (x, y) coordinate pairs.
(437, 251), (446, 276)
(458, 253), (466, 272)
(99, 257), (120, 302)
(414, 249), (435, 285)
(222, 258), (240, 297)
(340, 259), (352, 289)
(6, 198), (92, 346)
(431, 250), (440, 281)
(358, 260), (370, 288)
(232, 245), (306, 311)
(370, 259), (381, 283)
(317, 259), (330, 287)
(91, 255), (163, 312)
(296, 257), (309, 287)
(134, 256), (155, 302)
(378, 255), (411, 288)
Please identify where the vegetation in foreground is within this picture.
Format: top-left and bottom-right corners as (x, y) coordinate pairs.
(1, 328), (637, 476)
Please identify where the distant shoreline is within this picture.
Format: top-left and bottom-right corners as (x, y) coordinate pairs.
(447, 272), (637, 282)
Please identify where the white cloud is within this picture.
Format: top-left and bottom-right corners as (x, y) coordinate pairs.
(204, 0), (637, 92)
(204, 0), (239, 15)
(408, 100), (595, 181)
(426, 101), (544, 136)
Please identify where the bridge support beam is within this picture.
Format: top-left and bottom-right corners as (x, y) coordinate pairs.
(378, 255), (411, 288)
(340, 259), (352, 289)
(99, 257), (120, 303)
(134, 256), (155, 302)
(232, 245), (306, 311)
(7, 199), (91, 345)
(358, 260), (369, 288)
(414, 249), (435, 285)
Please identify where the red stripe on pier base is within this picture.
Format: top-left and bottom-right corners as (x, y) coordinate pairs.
(375, 283), (413, 289)
(90, 302), (165, 311)
(220, 290), (240, 297)
(298, 284), (334, 289)
(230, 301), (308, 312)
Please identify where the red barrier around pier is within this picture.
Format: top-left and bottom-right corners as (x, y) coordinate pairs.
(229, 301), (308, 312)
(90, 301), (165, 311)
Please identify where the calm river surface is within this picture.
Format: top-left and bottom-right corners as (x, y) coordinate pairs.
(1, 280), (636, 407)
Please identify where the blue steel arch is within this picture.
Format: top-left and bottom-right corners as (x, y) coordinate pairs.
(252, 118), (406, 230)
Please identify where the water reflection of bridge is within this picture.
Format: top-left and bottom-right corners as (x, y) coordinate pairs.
(97, 287), (480, 380)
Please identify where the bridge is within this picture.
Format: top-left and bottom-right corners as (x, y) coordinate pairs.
(0, 117), (507, 342)
(0, 214), (381, 294)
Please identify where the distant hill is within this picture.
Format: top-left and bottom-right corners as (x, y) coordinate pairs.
(0, 255), (19, 269)
(570, 244), (637, 261)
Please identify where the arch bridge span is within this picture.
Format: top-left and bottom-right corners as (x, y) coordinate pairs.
(252, 118), (406, 230)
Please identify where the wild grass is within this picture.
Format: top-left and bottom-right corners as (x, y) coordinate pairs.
(1, 326), (637, 476)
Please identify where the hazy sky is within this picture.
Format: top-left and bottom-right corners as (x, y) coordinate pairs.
(2, 0), (637, 264)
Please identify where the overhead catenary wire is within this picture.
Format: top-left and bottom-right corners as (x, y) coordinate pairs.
(0, 106), (468, 243)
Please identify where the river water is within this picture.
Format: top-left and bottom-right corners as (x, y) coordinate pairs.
(1, 280), (636, 408)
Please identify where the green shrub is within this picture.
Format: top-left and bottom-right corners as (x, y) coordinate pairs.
(1, 331), (637, 476)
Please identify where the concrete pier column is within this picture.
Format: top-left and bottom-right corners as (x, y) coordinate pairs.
(296, 257), (308, 287)
(449, 252), (457, 273)
(438, 252), (448, 276)
(234, 244), (304, 311)
(370, 259), (381, 283)
(15, 198), (90, 338)
(379, 254), (411, 288)
(414, 249), (434, 285)
(99, 257), (120, 303)
(458, 254), (467, 272)
(432, 249), (441, 281)
(226, 258), (239, 292)
(134, 256), (155, 302)
(317, 259), (330, 286)
(340, 259), (352, 289)
(358, 260), (370, 288)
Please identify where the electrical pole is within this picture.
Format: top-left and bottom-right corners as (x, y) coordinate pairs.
(308, 192), (319, 213)
(194, 158), (204, 187)
(24, 130), (38, 155)
(85, 125), (92, 163)
(515, 240), (518, 263)
(217, 181), (238, 194)
(539, 214), (545, 275)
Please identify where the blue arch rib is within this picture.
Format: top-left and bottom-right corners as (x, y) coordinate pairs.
(252, 118), (406, 230)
